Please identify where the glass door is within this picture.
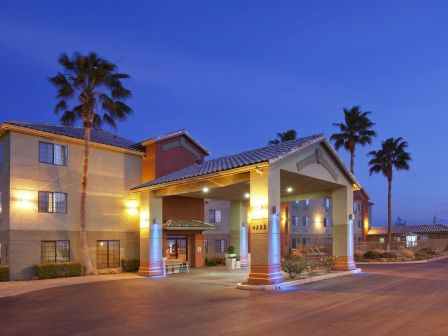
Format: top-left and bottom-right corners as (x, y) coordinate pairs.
(166, 236), (188, 262)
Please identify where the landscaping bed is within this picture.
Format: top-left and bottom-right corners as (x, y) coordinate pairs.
(355, 247), (448, 263)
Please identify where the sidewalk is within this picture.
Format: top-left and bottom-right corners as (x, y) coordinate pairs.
(0, 273), (140, 298)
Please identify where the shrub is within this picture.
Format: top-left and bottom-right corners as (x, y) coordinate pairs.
(34, 262), (82, 279)
(354, 253), (364, 262)
(398, 249), (414, 259)
(320, 256), (336, 273)
(281, 257), (305, 279)
(419, 247), (437, 256)
(363, 251), (382, 260)
(205, 257), (225, 266)
(381, 252), (397, 259)
(303, 262), (318, 276)
(121, 259), (140, 272)
(414, 252), (429, 260)
(227, 245), (235, 254)
(0, 265), (9, 282)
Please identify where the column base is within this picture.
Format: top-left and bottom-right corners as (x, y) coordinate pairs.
(247, 264), (283, 285)
(239, 255), (250, 269)
(138, 261), (164, 277)
(334, 256), (357, 271)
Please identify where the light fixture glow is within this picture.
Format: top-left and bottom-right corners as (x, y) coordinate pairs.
(286, 187), (293, 193)
(202, 187), (209, 193)
(244, 193), (250, 199)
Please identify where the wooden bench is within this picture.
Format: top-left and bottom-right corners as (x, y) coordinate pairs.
(164, 259), (190, 274)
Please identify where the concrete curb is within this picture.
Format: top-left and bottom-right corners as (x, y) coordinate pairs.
(236, 268), (362, 291)
(357, 254), (448, 265)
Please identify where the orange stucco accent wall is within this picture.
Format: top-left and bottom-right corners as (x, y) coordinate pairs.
(354, 190), (370, 241)
(163, 196), (205, 222)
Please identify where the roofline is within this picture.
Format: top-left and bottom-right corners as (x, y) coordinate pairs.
(140, 129), (210, 155)
(0, 123), (145, 157)
(131, 162), (269, 192)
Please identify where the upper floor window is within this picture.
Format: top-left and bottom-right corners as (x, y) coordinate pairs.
(324, 218), (329, 227)
(291, 216), (299, 226)
(325, 198), (331, 208)
(215, 239), (227, 253)
(304, 199), (310, 206)
(209, 209), (222, 223)
(302, 216), (310, 227)
(38, 192), (67, 213)
(39, 142), (67, 166)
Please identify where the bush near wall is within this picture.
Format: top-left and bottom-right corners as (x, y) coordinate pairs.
(34, 262), (82, 280)
(0, 265), (10, 282)
(121, 259), (140, 272)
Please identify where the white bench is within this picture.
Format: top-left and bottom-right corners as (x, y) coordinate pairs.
(164, 259), (189, 274)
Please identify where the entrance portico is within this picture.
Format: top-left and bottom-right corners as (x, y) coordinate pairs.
(132, 135), (359, 285)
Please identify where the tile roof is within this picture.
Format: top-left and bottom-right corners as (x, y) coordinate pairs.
(368, 224), (448, 235)
(132, 134), (324, 190)
(4, 121), (143, 152)
(163, 219), (215, 231)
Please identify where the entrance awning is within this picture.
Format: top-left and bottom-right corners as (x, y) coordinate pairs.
(163, 219), (215, 231)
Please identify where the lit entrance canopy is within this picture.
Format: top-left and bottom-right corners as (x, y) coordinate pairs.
(132, 134), (361, 285)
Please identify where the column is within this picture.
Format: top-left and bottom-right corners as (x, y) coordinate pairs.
(138, 191), (164, 277)
(332, 186), (357, 271)
(230, 201), (249, 268)
(247, 167), (283, 285)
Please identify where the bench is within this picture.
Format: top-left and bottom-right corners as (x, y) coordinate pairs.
(164, 258), (190, 274)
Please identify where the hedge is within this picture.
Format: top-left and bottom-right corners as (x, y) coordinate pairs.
(0, 265), (9, 282)
(121, 259), (140, 272)
(34, 262), (82, 279)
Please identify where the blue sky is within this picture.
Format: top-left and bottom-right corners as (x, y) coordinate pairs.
(1, 1), (447, 225)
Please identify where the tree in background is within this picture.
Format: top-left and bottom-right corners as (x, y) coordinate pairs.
(368, 137), (411, 252)
(331, 105), (376, 174)
(49, 52), (132, 274)
(269, 129), (297, 145)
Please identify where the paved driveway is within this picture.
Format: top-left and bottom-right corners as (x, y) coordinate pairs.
(1, 260), (448, 336)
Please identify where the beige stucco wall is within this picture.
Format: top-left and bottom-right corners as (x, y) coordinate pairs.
(4, 130), (142, 279)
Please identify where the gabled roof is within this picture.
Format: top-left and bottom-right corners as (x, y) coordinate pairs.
(2, 121), (144, 152)
(368, 224), (448, 235)
(132, 134), (358, 191)
(140, 129), (210, 155)
(163, 219), (214, 231)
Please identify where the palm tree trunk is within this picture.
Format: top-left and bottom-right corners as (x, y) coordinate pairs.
(386, 177), (392, 253)
(350, 149), (355, 174)
(80, 125), (94, 274)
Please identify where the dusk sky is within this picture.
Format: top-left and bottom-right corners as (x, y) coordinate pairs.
(1, 1), (447, 225)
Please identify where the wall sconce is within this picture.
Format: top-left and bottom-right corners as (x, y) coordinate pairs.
(126, 200), (139, 215)
(140, 217), (150, 229)
(16, 191), (33, 210)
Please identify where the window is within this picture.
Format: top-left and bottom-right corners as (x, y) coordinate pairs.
(292, 238), (297, 248)
(325, 198), (330, 208)
(324, 218), (328, 228)
(302, 238), (309, 245)
(41, 240), (70, 263)
(302, 216), (310, 227)
(304, 199), (310, 206)
(209, 209), (222, 223)
(291, 216), (299, 226)
(39, 142), (67, 166)
(379, 237), (385, 243)
(214, 239), (227, 253)
(97, 240), (120, 269)
(204, 239), (208, 254)
(38, 192), (67, 213)
(358, 220), (362, 228)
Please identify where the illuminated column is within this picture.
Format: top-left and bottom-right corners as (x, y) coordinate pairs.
(138, 191), (164, 277)
(247, 167), (283, 285)
(332, 186), (356, 271)
(230, 201), (249, 268)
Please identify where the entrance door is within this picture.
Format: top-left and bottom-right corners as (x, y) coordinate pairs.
(166, 236), (188, 262)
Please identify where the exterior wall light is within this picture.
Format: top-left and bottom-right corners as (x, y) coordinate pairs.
(16, 191), (34, 210)
(126, 200), (139, 215)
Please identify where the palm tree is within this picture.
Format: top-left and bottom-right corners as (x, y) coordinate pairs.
(368, 137), (411, 252)
(331, 106), (376, 174)
(49, 52), (132, 274)
(269, 129), (297, 145)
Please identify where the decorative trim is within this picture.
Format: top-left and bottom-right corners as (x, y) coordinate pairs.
(296, 148), (339, 181)
(162, 137), (202, 160)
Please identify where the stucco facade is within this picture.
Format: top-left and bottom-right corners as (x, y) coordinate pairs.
(0, 127), (142, 279)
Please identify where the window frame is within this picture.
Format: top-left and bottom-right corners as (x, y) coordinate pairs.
(208, 209), (222, 224)
(41, 240), (70, 263)
(39, 141), (68, 166)
(214, 239), (227, 253)
(96, 240), (120, 269)
(38, 191), (68, 214)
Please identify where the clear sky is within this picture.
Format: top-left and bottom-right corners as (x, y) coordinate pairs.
(1, 1), (447, 225)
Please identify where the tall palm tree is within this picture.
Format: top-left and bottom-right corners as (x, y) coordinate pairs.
(49, 52), (132, 274)
(269, 129), (297, 145)
(331, 105), (376, 174)
(368, 137), (411, 252)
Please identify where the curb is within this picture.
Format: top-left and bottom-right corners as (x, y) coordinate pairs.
(357, 254), (448, 265)
(236, 268), (362, 291)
